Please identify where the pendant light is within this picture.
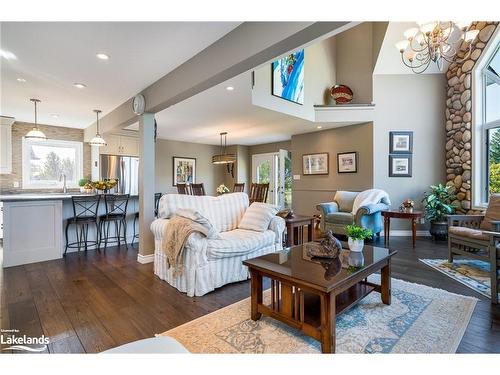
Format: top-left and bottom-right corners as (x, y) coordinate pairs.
(88, 109), (107, 147)
(212, 132), (236, 164)
(25, 98), (47, 140)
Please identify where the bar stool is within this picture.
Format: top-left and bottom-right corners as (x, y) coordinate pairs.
(99, 194), (130, 250)
(132, 193), (162, 246)
(65, 195), (100, 256)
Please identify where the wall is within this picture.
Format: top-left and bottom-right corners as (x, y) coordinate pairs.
(291, 123), (374, 215)
(373, 74), (446, 230)
(154, 138), (225, 195)
(0, 122), (91, 193)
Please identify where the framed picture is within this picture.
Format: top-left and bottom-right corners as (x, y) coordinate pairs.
(337, 152), (358, 173)
(303, 153), (329, 175)
(389, 154), (412, 177)
(271, 49), (305, 105)
(389, 131), (413, 154)
(172, 157), (196, 186)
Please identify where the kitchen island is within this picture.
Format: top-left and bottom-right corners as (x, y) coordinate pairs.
(0, 193), (139, 267)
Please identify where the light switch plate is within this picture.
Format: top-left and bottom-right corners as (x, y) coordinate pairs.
(293, 175), (301, 180)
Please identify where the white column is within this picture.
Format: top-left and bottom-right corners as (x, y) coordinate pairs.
(138, 113), (155, 263)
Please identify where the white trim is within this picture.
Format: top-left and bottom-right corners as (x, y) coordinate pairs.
(385, 230), (431, 237)
(137, 253), (154, 264)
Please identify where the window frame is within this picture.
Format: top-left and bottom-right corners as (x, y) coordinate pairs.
(22, 137), (84, 189)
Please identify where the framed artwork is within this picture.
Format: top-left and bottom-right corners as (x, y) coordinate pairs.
(337, 152), (358, 173)
(302, 153), (329, 175)
(271, 49), (305, 105)
(389, 154), (412, 177)
(389, 131), (413, 153)
(172, 157), (196, 186)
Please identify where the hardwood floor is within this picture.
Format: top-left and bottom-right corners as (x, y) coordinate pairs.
(0, 236), (499, 353)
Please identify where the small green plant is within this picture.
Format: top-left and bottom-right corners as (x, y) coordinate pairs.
(345, 224), (373, 240)
(422, 183), (456, 222)
(78, 178), (90, 187)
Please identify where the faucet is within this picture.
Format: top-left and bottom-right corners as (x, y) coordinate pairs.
(60, 173), (67, 193)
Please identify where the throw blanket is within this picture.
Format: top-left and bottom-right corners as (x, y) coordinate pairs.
(162, 215), (207, 273)
(351, 189), (390, 214)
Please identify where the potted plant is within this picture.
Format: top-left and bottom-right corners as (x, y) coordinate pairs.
(216, 184), (230, 195)
(422, 183), (456, 239)
(345, 224), (373, 252)
(78, 178), (90, 193)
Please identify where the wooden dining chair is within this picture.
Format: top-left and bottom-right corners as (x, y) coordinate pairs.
(176, 183), (191, 195)
(249, 183), (269, 204)
(190, 183), (206, 196)
(233, 183), (245, 192)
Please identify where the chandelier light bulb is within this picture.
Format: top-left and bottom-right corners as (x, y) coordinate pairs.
(404, 28), (419, 40)
(464, 29), (479, 42)
(395, 40), (410, 52)
(420, 22), (438, 34)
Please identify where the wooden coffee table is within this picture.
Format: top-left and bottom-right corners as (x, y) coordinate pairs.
(243, 243), (396, 353)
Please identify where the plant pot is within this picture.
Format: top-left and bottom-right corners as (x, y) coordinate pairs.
(347, 238), (364, 252)
(429, 220), (448, 240)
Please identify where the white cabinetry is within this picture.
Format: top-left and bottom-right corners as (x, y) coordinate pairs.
(0, 116), (14, 174)
(99, 134), (138, 156)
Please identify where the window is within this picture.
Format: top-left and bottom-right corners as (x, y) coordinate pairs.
(22, 138), (83, 189)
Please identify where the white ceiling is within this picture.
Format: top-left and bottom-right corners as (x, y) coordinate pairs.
(0, 22), (239, 128)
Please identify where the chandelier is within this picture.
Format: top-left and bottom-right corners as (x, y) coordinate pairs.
(396, 22), (479, 74)
(212, 132), (236, 177)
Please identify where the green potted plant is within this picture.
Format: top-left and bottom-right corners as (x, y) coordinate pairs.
(422, 183), (456, 239)
(345, 224), (373, 252)
(78, 178), (90, 193)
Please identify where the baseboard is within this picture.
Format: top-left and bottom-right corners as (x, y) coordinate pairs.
(387, 230), (431, 237)
(137, 253), (154, 264)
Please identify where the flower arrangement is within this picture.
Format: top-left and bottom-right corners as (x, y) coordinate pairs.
(216, 184), (230, 195)
(400, 198), (415, 212)
(91, 179), (118, 192)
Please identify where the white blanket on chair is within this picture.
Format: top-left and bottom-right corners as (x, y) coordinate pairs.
(351, 189), (390, 214)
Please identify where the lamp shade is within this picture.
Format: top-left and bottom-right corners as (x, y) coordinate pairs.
(25, 127), (47, 140)
(89, 134), (107, 147)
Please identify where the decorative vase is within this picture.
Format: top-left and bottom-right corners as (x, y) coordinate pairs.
(347, 238), (364, 252)
(348, 251), (365, 268)
(402, 207), (414, 213)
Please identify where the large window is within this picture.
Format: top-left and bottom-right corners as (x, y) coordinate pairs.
(22, 138), (83, 189)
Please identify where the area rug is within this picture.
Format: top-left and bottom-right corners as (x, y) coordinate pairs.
(420, 258), (499, 301)
(161, 276), (476, 353)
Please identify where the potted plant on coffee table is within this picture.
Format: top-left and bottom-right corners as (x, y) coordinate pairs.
(345, 224), (373, 252)
(422, 183), (456, 240)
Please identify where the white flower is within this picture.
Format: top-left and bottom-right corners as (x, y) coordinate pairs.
(217, 184), (230, 194)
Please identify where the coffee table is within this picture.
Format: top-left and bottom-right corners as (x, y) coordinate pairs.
(243, 243), (397, 353)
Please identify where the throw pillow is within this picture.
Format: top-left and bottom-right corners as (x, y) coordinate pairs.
(238, 202), (279, 232)
(175, 208), (220, 239)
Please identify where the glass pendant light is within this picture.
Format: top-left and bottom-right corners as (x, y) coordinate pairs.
(25, 98), (47, 140)
(88, 109), (107, 147)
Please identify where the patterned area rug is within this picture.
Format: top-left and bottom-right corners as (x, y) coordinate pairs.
(161, 276), (476, 353)
(420, 258), (499, 301)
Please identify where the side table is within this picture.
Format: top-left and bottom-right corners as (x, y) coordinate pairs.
(381, 210), (423, 248)
(284, 214), (315, 247)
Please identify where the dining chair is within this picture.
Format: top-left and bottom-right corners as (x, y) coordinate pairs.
(249, 183), (269, 204)
(233, 183), (245, 192)
(176, 183), (191, 195)
(190, 183), (206, 196)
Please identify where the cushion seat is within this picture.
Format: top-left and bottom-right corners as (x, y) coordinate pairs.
(449, 226), (489, 241)
(325, 212), (354, 225)
(207, 229), (275, 260)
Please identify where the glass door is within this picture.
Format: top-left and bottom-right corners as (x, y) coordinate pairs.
(252, 153), (277, 204)
(278, 149), (292, 209)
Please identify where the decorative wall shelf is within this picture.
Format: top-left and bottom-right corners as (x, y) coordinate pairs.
(313, 103), (375, 123)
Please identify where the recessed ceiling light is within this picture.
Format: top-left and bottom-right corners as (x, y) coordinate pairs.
(50, 114), (59, 119)
(317, 126), (322, 129)
(73, 83), (87, 89)
(226, 86), (234, 91)
(0, 49), (17, 60)
(16, 78), (26, 82)
(96, 53), (110, 60)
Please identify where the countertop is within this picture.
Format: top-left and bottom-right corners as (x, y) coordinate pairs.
(0, 193), (139, 202)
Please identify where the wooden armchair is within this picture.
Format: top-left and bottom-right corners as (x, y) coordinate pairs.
(448, 199), (500, 304)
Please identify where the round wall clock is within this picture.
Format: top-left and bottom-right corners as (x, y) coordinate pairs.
(132, 94), (146, 115)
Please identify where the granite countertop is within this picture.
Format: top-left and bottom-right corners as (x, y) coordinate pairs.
(0, 193), (139, 202)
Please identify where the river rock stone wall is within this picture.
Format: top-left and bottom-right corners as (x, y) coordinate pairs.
(445, 22), (498, 213)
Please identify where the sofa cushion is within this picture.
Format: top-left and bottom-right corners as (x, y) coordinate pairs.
(238, 202), (279, 232)
(206, 229), (275, 259)
(480, 194), (500, 231)
(449, 226), (489, 241)
(333, 191), (359, 212)
(325, 212), (355, 225)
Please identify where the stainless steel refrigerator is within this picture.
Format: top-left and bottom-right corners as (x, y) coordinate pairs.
(100, 155), (139, 195)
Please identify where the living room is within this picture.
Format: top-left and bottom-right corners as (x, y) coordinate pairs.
(0, 1), (499, 374)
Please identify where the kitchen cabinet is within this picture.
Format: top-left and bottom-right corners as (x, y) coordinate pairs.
(0, 117), (14, 174)
(99, 134), (138, 156)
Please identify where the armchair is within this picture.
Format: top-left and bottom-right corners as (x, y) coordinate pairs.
(316, 190), (390, 238)
(448, 199), (500, 304)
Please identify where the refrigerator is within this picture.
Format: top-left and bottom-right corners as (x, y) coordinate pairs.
(100, 155), (139, 195)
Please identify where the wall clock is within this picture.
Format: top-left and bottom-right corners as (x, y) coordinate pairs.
(132, 94), (146, 115)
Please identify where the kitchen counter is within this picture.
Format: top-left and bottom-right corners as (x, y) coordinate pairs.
(0, 192), (139, 202)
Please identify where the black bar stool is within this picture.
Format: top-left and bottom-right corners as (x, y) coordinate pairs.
(132, 192), (162, 246)
(65, 195), (100, 256)
(99, 194), (130, 250)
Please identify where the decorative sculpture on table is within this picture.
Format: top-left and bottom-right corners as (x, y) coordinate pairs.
(304, 230), (342, 259)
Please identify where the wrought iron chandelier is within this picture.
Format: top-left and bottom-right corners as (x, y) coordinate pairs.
(396, 22), (479, 74)
(212, 132), (236, 177)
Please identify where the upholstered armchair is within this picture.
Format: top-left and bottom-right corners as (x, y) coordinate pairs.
(448, 194), (500, 304)
(316, 190), (390, 238)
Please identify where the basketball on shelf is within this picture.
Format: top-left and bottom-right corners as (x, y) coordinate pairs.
(330, 84), (353, 104)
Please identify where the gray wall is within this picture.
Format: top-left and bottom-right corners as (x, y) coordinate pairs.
(373, 74), (446, 230)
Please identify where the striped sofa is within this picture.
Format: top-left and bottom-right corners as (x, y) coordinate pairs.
(150, 192), (285, 296)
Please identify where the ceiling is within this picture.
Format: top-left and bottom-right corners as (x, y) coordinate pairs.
(0, 22), (239, 128)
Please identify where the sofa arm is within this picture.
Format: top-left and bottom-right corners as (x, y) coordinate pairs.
(316, 202), (339, 215)
(269, 216), (286, 249)
(356, 203), (389, 216)
(150, 218), (170, 240)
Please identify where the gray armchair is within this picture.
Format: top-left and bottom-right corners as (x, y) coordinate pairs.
(316, 190), (390, 238)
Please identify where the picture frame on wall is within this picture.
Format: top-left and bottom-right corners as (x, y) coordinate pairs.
(389, 154), (412, 177)
(302, 153), (329, 175)
(389, 131), (413, 154)
(172, 157), (196, 186)
(271, 49), (305, 105)
(337, 152), (358, 173)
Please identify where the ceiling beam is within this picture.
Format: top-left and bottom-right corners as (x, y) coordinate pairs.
(89, 21), (356, 137)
